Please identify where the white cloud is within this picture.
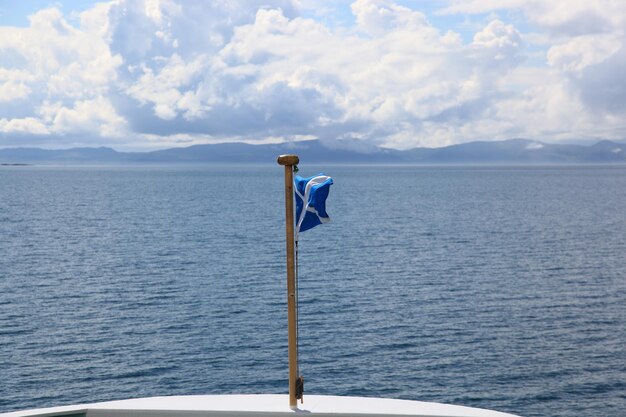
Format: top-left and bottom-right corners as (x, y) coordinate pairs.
(472, 20), (522, 61)
(351, 0), (430, 36)
(126, 54), (206, 120)
(0, 117), (49, 135)
(3, 7), (123, 95)
(0, 5), (126, 144)
(547, 34), (621, 74)
(0, 81), (31, 102)
(45, 97), (128, 137)
(0, 0), (625, 150)
(439, 0), (626, 35)
(525, 142), (544, 150)
(438, 0), (626, 136)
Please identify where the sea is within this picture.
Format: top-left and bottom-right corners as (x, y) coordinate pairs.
(0, 164), (625, 417)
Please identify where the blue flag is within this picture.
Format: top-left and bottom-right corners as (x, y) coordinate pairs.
(294, 174), (333, 237)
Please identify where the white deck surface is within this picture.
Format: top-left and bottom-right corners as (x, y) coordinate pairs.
(1, 395), (521, 417)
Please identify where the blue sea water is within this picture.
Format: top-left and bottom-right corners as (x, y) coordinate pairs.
(0, 164), (625, 417)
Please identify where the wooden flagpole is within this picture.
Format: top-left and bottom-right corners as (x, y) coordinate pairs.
(277, 154), (300, 409)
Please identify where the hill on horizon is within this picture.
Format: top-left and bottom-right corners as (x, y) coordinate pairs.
(1, 139), (625, 165)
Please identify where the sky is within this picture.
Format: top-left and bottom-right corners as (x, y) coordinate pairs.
(0, 0), (625, 151)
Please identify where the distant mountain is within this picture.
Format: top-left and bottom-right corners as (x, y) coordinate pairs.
(0, 146), (124, 163)
(1, 139), (625, 165)
(130, 140), (403, 164)
(404, 139), (626, 163)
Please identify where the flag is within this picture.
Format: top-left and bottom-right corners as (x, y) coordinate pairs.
(294, 174), (333, 236)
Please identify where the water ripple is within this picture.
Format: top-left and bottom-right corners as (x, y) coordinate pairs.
(1, 165), (625, 417)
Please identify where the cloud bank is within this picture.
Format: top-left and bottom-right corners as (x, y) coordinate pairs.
(0, 0), (624, 150)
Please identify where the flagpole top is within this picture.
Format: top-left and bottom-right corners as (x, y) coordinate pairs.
(277, 154), (299, 166)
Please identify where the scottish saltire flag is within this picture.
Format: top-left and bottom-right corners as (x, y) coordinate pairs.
(294, 174), (333, 237)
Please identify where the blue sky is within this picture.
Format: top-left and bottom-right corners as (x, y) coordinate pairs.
(0, 0), (624, 150)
